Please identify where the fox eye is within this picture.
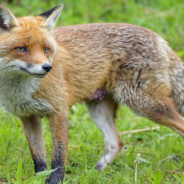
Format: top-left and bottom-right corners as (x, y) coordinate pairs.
(43, 47), (49, 54)
(15, 47), (28, 53)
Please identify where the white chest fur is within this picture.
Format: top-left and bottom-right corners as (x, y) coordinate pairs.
(0, 72), (52, 117)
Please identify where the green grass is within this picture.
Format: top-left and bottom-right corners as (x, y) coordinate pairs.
(1, 0), (184, 183)
(2, 105), (184, 183)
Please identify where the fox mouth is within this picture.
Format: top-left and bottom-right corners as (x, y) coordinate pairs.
(20, 67), (47, 78)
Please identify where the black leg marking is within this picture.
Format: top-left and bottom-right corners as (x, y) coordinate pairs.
(48, 146), (65, 184)
(34, 158), (47, 173)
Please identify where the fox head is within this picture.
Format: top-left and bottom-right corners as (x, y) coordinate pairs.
(0, 3), (63, 78)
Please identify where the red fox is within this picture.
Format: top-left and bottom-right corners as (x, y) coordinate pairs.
(1, 3), (184, 184)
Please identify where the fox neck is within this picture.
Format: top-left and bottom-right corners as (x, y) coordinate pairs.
(0, 72), (52, 117)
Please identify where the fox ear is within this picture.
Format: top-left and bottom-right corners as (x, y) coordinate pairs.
(0, 3), (18, 31)
(39, 4), (63, 31)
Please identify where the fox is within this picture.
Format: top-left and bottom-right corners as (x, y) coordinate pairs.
(1, 3), (184, 184)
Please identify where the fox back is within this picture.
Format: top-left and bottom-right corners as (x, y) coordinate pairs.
(53, 23), (184, 113)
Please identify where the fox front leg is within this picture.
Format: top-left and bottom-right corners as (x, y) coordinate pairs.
(20, 116), (47, 173)
(48, 114), (68, 184)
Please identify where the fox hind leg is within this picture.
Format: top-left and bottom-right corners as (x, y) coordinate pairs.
(85, 97), (123, 170)
(117, 90), (184, 141)
(143, 97), (184, 138)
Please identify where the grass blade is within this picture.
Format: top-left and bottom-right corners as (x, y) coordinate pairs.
(17, 159), (23, 184)
(24, 169), (57, 184)
(7, 172), (11, 184)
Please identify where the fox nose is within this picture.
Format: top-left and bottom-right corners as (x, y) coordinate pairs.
(42, 63), (52, 72)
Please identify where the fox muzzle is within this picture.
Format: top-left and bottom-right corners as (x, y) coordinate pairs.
(42, 63), (52, 73)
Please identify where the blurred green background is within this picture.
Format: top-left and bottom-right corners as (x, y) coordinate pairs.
(5, 0), (184, 60)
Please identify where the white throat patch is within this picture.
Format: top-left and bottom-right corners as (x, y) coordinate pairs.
(0, 58), (53, 117)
